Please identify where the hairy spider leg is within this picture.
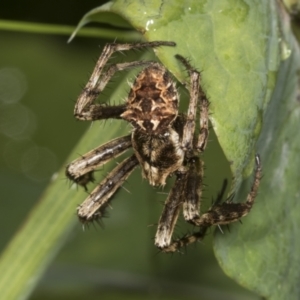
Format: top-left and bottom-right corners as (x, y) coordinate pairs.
(182, 156), (204, 222)
(195, 154), (262, 227)
(74, 41), (176, 121)
(197, 89), (210, 152)
(175, 55), (209, 153)
(154, 169), (187, 248)
(161, 177), (228, 253)
(175, 55), (207, 219)
(175, 55), (200, 154)
(161, 226), (208, 253)
(77, 154), (139, 223)
(66, 135), (132, 189)
(161, 154), (261, 253)
(155, 155), (209, 251)
(174, 55), (210, 223)
(154, 55), (209, 250)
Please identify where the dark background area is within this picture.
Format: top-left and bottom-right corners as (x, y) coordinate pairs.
(1, 1), (104, 25)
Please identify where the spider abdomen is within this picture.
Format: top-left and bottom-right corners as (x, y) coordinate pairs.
(132, 128), (184, 186)
(121, 62), (179, 134)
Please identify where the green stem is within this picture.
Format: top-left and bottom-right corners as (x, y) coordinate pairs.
(0, 19), (140, 41)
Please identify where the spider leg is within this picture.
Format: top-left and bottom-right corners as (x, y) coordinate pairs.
(173, 116), (204, 224)
(160, 227), (208, 253)
(154, 169), (187, 249)
(75, 41), (176, 121)
(196, 86), (209, 152)
(159, 162), (258, 254)
(159, 178), (228, 253)
(156, 55), (208, 252)
(175, 55), (200, 155)
(75, 61), (151, 121)
(182, 156), (203, 222)
(175, 54), (210, 154)
(193, 154), (262, 227)
(174, 56), (209, 225)
(77, 154), (139, 223)
(66, 135), (132, 188)
(162, 166), (227, 253)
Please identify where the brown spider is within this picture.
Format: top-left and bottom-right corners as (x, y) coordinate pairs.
(66, 41), (261, 253)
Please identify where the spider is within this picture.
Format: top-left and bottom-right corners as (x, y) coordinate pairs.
(66, 41), (262, 253)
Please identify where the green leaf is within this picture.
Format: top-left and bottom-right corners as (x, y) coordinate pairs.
(214, 8), (300, 300)
(68, 2), (137, 42)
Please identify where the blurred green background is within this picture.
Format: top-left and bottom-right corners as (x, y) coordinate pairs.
(0, 1), (259, 299)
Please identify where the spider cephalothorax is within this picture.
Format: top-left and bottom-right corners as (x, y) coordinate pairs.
(66, 41), (261, 252)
